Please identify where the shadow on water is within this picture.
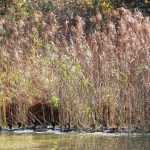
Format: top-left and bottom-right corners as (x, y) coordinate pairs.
(0, 133), (150, 150)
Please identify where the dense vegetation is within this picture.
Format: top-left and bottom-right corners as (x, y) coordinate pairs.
(0, 0), (150, 132)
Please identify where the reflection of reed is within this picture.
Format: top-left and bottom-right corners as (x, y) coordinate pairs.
(57, 134), (150, 150)
(0, 133), (149, 149)
(0, 134), (37, 149)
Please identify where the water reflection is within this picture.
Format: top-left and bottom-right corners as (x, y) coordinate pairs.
(0, 133), (149, 150)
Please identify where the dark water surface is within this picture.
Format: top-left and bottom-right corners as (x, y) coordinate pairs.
(0, 132), (149, 150)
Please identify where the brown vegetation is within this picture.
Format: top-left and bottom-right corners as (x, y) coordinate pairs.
(0, 2), (150, 132)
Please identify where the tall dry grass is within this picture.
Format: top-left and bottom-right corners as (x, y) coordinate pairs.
(0, 2), (150, 131)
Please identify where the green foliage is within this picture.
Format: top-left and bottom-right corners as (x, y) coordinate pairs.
(77, 0), (113, 14)
(39, 0), (58, 12)
(0, 72), (7, 81)
(0, 92), (4, 103)
(112, 69), (129, 83)
(81, 0), (150, 15)
(0, 28), (6, 36)
(52, 96), (59, 108)
(110, 0), (150, 15)
(86, 0), (100, 12)
(100, 0), (112, 14)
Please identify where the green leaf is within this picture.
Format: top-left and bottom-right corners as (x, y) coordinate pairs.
(52, 96), (59, 108)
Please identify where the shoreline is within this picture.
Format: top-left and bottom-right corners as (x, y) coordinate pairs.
(0, 127), (150, 137)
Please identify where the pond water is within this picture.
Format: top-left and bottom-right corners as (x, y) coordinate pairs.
(0, 132), (149, 150)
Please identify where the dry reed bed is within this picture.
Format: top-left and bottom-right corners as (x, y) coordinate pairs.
(0, 5), (150, 131)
